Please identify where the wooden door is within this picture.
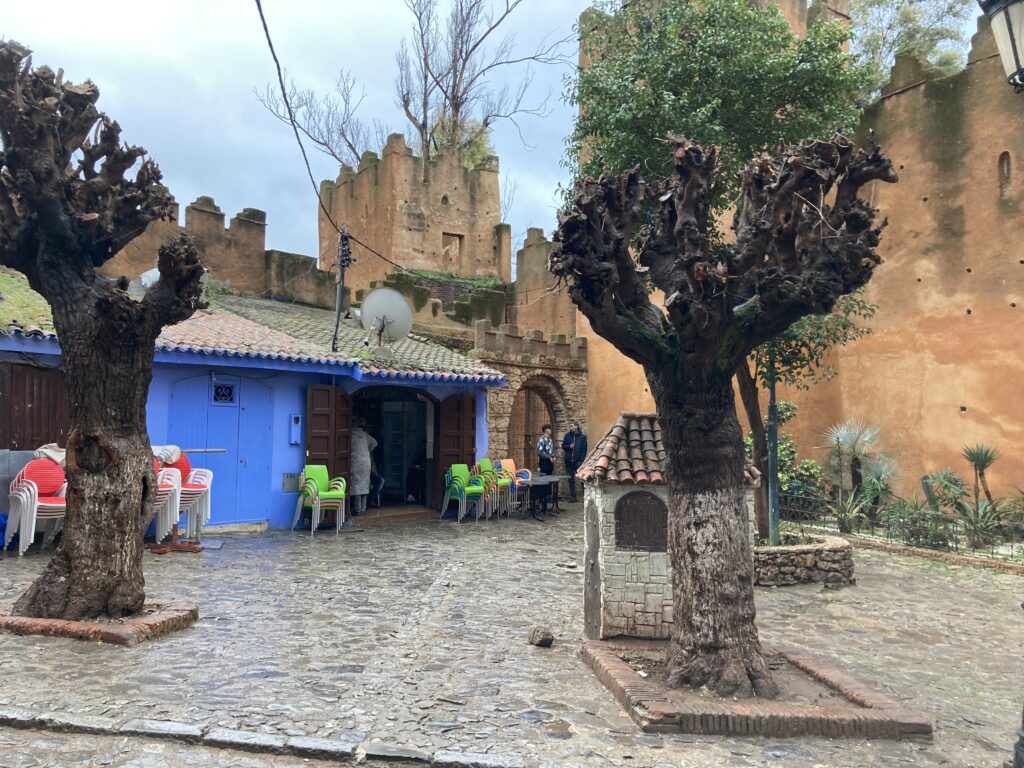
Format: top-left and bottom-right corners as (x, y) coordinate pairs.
(306, 384), (336, 475)
(305, 384), (351, 480)
(3, 363), (70, 450)
(435, 394), (476, 508)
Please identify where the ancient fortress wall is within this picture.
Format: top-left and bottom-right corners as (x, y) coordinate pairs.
(318, 134), (511, 292)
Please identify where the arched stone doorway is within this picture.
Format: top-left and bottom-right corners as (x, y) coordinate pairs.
(503, 374), (571, 471)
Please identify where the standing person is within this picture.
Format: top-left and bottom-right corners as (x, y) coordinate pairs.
(350, 420), (378, 519)
(537, 423), (555, 512)
(561, 420), (588, 503)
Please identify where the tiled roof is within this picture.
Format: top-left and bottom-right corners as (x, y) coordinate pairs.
(577, 413), (762, 486)
(0, 269), (503, 384)
(215, 295), (503, 383)
(157, 309), (358, 369)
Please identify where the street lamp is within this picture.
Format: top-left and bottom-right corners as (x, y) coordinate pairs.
(972, 8), (1024, 763)
(980, 0), (1024, 91)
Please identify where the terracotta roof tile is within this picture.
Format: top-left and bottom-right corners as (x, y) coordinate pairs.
(577, 412), (760, 487)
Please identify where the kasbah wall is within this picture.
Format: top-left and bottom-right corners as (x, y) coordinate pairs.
(581, 13), (1024, 496)
(317, 133), (513, 290)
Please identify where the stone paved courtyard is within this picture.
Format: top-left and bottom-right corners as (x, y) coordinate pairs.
(1, 508), (1021, 767)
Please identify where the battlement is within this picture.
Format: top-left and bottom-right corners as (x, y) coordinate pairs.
(102, 194), (336, 309)
(317, 134), (509, 294)
(471, 319), (587, 368)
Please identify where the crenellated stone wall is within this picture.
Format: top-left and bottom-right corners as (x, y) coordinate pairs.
(470, 320), (588, 463)
(102, 196), (337, 308)
(318, 134), (510, 293)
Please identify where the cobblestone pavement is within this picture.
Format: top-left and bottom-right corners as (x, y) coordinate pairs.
(1, 507), (1021, 768)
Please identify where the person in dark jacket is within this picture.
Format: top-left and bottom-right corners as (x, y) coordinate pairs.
(561, 420), (588, 502)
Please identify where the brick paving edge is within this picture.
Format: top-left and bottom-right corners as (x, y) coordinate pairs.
(0, 704), (527, 766)
(580, 640), (933, 741)
(0, 603), (199, 646)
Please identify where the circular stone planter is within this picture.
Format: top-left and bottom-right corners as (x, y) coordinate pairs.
(754, 533), (855, 588)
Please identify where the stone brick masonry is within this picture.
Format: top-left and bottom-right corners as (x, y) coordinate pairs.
(753, 534), (855, 588)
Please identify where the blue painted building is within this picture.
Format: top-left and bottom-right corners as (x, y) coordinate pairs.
(0, 283), (504, 530)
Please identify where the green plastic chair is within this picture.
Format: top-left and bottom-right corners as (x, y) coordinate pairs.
(476, 457), (511, 517)
(441, 463), (485, 522)
(292, 464), (347, 536)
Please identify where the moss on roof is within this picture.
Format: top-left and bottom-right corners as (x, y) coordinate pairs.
(0, 268), (55, 333)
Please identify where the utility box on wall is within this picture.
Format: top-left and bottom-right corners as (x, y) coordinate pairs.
(289, 414), (302, 445)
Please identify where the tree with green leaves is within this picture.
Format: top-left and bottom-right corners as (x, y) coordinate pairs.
(736, 292), (877, 541)
(961, 443), (999, 504)
(850, 0), (975, 98)
(565, 0), (868, 213)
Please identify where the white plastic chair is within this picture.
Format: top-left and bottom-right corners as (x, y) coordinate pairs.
(153, 467), (182, 543)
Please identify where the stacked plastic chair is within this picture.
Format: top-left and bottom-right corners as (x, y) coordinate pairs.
(5, 458), (66, 556)
(165, 454), (213, 543)
(292, 464), (346, 535)
(497, 459), (530, 514)
(440, 464), (485, 522)
(474, 458), (512, 518)
(151, 457), (182, 544)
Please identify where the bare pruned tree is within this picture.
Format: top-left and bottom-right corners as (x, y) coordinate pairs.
(549, 135), (897, 697)
(259, 0), (569, 184)
(0, 40), (205, 620)
(257, 69), (391, 167)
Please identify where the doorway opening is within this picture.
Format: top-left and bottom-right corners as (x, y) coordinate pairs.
(352, 387), (433, 507)
(508, 385), (555, 473)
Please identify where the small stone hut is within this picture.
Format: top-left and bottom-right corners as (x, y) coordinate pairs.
(577, 413), (758, 641)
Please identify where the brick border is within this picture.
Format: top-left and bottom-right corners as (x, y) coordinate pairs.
(581, 639), (932, 740)
(0, 603), (198, 646)
(0, 705), (525, 767)
(847, 536), (1024, 575)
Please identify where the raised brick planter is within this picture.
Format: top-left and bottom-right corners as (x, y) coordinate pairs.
(0, 603), (198, 645)
(582, 639), (932, 740)
(754, 534), (855, 588)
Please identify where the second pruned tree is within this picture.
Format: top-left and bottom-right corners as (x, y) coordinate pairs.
(549, 135), (897, 697)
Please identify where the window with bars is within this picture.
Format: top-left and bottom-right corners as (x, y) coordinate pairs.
(614, 491), (668, 552)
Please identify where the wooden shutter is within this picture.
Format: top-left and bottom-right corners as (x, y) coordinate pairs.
(306, 384), (336, 475)
(7, 364), (70, 450)
(435, 394), (476, 508)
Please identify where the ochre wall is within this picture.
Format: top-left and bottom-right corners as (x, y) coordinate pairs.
(575, 18), (1024, 497)
(318, 134), (509, 293)
(511, 229), (577, 339)
(781, 24), (1024, 496)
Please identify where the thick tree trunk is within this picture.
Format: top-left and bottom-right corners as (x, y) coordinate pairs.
(735, 360), (770, 543)
(650, 367), (778, 699)
(13, 286), (157, 620)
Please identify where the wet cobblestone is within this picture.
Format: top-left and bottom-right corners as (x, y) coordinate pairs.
(1, 508), (1021, 767)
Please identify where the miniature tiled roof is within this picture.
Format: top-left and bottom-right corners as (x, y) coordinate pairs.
(215, 294), (503, 383)
(577, 413), (762, 486)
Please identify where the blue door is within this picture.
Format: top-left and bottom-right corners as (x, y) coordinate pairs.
(235, 378), (271, 524)
(168, 374), (272, 527)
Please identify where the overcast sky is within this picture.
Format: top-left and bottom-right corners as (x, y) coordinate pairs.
(3, 0), (591, 261)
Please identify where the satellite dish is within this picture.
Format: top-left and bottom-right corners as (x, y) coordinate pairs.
(360, 287), (413, 346)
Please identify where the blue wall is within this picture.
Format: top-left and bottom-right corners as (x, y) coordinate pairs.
(147, 366), (491, 530)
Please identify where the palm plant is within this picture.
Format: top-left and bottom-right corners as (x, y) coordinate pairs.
(822, 421), (881, 500)
(961, 444), (999, 504)
(954, 498), (1004, 550)
(922, 468), (969, 513)
(828, 494), (870, 534)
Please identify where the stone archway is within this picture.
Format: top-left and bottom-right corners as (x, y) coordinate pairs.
(506, 374), (571, 471)
(470, 321), (588, 469)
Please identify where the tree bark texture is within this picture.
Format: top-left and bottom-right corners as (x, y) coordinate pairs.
(549, 135), (896, 697)
(735, 359), (770, 543)
(1, 41), (204, 619)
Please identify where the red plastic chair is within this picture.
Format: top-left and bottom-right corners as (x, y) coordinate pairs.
(5, 458), (67, 556)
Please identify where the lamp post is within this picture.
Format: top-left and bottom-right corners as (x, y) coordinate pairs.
(975, 4), (1024, 763)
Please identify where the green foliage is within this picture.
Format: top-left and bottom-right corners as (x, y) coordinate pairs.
(881, 495), (953, 549)
(961, 443), (999, 472)
(829, 494), (870, 534)
(955, 498), (1005, 549)
(432, 114), (494, 170)
(850, 0), (974, 98)
(922, 468), (969, 509)
(566, 0), (866, 217)
(754, 291), (877, 389)
(745, 401), (829, 516)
